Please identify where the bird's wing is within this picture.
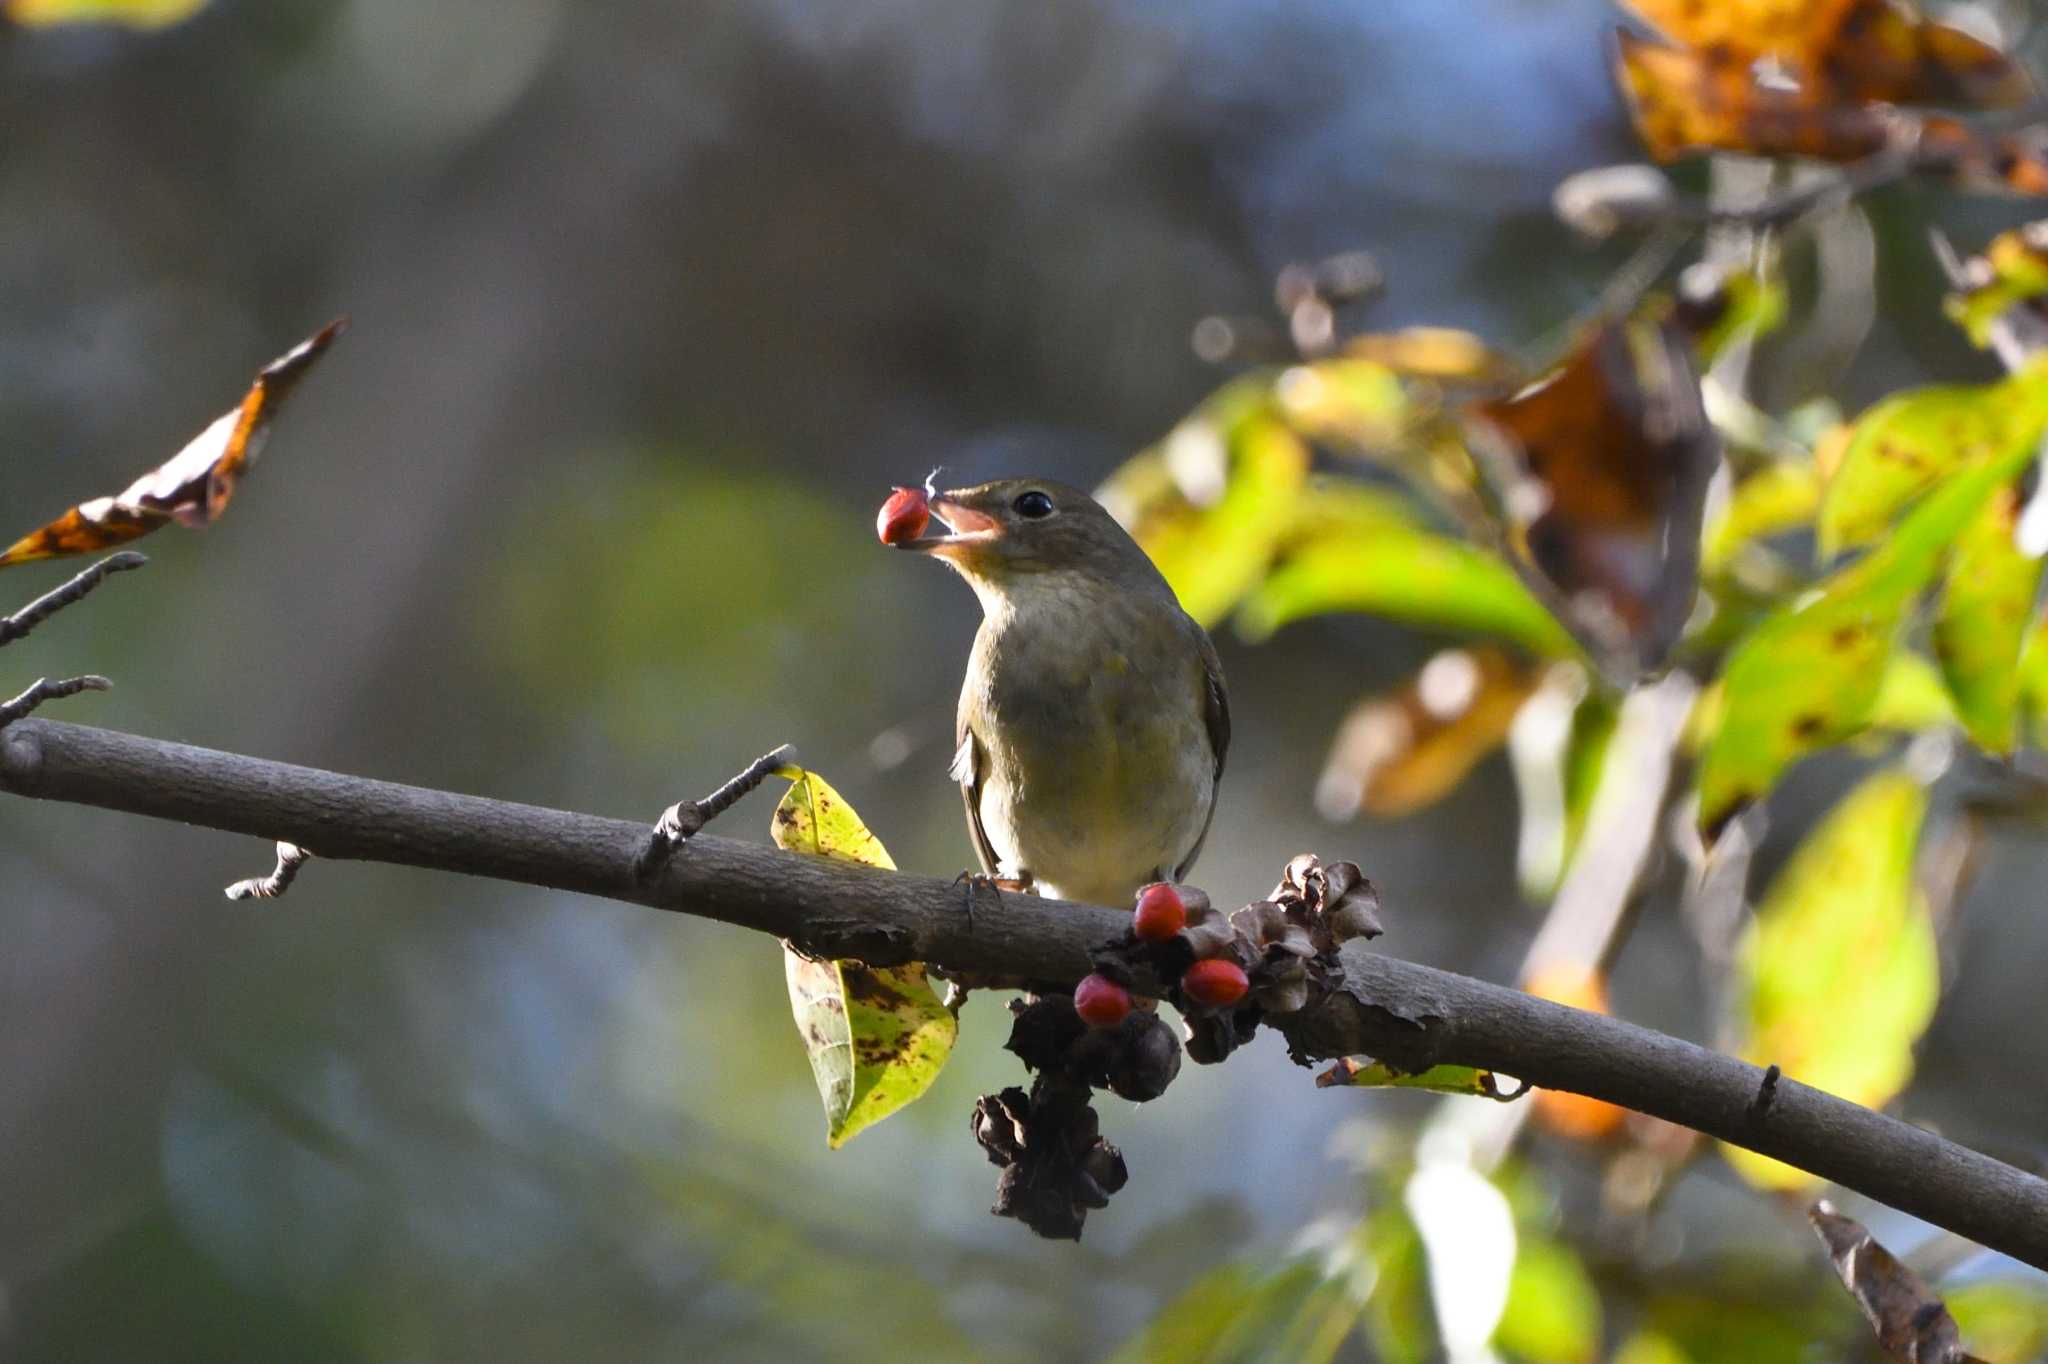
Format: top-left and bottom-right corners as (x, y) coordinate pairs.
(953, 712), (1001, 876)
(1174, 624), (1231, 881)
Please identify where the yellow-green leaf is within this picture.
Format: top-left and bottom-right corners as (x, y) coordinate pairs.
(1946, 1280), (2048, 1364)
(1933, 485), (2044, 753)
(1097, 386), (1312, 627)
(1316, 1057), (1516, 1099)
(1701, 460), (1821, 575)
(1235, 527), (1579, 657)
(5, 0), (205, 26)
(1816, 366), (2048, 559)
(1945, 224), (2048, 350)
(771, 768), (954, 1148)
(1497, 1235), (1602, 1364)
(1721, 768), (1937, 1190)
(1697, 435), (2039, 834)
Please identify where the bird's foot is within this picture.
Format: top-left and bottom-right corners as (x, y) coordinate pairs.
(636, 743), (798, 881)
(951, 870), (1032, 930)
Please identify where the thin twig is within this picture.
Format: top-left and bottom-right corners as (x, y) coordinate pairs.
(637, 743), (799, 879)
(0, 551), (147, 648)
(0, 675), (109, 729)
(224, 842), (313, 901)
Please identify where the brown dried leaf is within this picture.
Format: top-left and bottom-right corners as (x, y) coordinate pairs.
(0, 319), (346, 569)
(1809, 1202), (1985, 1364)
(1317, 646), (1537, 820)
(1464, 315), (1719, 674)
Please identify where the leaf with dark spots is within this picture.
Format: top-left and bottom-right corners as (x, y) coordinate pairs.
(1819, 365), (2048, 557)
(1463, 313), (1718, 676)
(1933, 485), (2043, 753)
(771, 767), (954, 1148)
(1809, 1202), (1984, 1363)
(1697, 425), (2044, 834)
(1, 320), (346, 569)
(1723, 770), (1935, 1189)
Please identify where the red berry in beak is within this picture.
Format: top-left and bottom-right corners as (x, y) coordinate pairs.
(877, 486), (931, 545)
(1132, 883), (1187, 942)
(1181, 958), (1249, 1008)
(1074, 973), (1133, 1029)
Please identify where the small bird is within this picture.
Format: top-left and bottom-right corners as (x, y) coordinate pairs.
(897, 478), (1228, 907)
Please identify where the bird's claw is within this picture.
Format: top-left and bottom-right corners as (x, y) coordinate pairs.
(952, 870), (1032, 930)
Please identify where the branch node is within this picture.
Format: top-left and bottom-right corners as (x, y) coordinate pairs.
(224, 842), (314, 901)
(1748, 1063), (1782, 1126)
(636, 742), (798, 880)
(0, 674), (110, 729)
(0, 551), (147, 649)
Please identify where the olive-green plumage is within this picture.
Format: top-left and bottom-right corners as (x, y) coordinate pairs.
(900, 478), (1228, 907)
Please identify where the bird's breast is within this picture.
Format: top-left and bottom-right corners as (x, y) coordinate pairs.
(964, 576), (1214, 905)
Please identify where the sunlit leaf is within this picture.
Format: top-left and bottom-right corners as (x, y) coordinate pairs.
(1697, 434), (2039, 834)
(1722, 770), (1936, 1190)
(770, 767), (954, 1148)
(1341, 328), (1517, 383)
(1237, 527), (1578, 657)
(1946, 221), (2048, 349)
(1614, 32), (1892, 166)
(1689, 268), (1790, 366)
(1098, 387), (1311, 627)
(1465, 314), (1719, 675)
(1933, 485), (2043, 752)
(1312, 647), (1540, 821)
(0, 320), (345, 569)
(1497, 1234), (1602, 1364)
(1866, 650), (1958, 734)
(5, 0), (208, 27)
(1817, 364), (2048, 558)
(1946, 1280), (2048, 1363)
(1808, 1203), (1981, 1364)
(1315, 1057), (1514, 1099)
(1702, 460), (1821, 575)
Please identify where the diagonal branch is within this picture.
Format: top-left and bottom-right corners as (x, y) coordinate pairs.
(4, 716), (2047, 1270)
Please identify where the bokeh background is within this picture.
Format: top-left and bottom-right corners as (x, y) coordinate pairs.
(4, 1), (2048, 1359)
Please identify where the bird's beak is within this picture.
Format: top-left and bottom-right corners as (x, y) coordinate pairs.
(900, 495), (1002, 557)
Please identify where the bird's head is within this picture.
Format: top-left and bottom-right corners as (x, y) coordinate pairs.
(898, 478), (1167, 601)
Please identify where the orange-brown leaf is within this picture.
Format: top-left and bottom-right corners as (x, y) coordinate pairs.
(1317, 647), (1536, 820)
(0, 319), (345, 569)
(1615, 30), (1893, 165)
(1464, 313), (1718, 674)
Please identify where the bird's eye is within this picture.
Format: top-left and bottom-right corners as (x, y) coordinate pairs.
(1013, 490), (1056, 519)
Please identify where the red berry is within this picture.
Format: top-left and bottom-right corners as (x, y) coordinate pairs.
(1074, 973), (1133, 1029)
(1133, 882), (1186, 942)
(1181, 958), (1249, 1008)
(876, 486), (931, 545)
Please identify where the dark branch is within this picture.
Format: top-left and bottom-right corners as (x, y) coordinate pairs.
(637, 742), (799, 879)
(0, 675), (110, 728)
(5, 716), (2048, 1270)
(0, 551), (147, 648)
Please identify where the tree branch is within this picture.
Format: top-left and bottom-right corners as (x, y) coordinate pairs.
(5, 716), (2047, 1270)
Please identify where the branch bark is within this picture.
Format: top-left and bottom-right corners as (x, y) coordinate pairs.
(6, 716), (2048, 1270)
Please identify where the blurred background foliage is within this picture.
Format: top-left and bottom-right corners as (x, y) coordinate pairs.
(8, 0), (2048, 1360)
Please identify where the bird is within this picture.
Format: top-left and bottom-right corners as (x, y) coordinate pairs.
(895, 477), (1228, 909)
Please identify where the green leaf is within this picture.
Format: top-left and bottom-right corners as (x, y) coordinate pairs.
(1235, 528), (1578, 657)
(4, 0), (207, 26)
(1498, 1235), (1602, 1364)
(1946, 1280), (2048, 1363)
(1098, 386), (1312, 627)
(1721, 768), (1937, 1190)
(1933, 485), (2043, 753)
(1816, 366), (2048, 558)
(770, 768), (954, 1148)
(1866, 651), (1959, 733)
(1316, 1058), (1518, 1099)
(1109, 1235), (1378, 1364)
(1696, 435), (2040, 834)
(1701, 460), (1821, 575)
